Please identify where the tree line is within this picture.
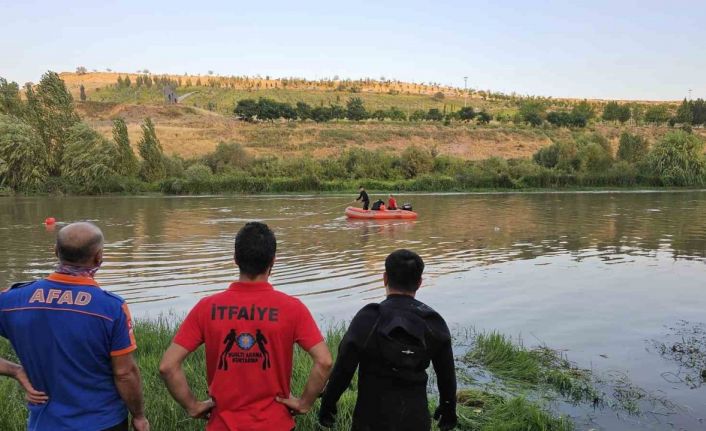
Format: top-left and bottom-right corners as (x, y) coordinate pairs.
(234, 97), (494, 124)
(0, 72), (175, 193)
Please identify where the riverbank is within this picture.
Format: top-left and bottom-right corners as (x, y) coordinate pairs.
(0, 317), (578, 431)
(2, 172), (690, 197)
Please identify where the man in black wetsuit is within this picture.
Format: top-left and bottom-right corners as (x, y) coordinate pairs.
(319, 249), (457, 431)
(356, 186), (370, 210)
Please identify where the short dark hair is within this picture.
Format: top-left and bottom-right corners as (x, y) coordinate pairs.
(385, 249), (424, 292)
(234, 222), (277, 276)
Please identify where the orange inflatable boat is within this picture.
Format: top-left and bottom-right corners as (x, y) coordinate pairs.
(345, 206), (418, 220)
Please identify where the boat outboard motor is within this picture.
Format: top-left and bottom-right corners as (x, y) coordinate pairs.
(401, 203), (413, 211)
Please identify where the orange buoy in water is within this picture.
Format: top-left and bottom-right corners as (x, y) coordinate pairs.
(44, 217), (56, 225)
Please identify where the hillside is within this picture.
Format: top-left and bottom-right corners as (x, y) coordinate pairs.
(61, 71), (689, 161)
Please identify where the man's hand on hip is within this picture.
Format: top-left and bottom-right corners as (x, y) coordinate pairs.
(14, 366), (48, 404)
(132, 415), (150, 431)
(188, 399), (215, 419)
(275, 394), (311, 415)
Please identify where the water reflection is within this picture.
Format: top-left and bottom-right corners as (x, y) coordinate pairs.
(1, 192), (706, 307)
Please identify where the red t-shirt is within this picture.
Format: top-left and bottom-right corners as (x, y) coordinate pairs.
(388, 198), (397, 209)
(174, 281), (324, 431)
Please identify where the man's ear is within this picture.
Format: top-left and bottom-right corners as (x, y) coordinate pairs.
(94, 248), (104, 267)
(54, 245), (59, 259)
(383, 271), (388, 287)
(416, 277), (423, 290)
(267, 257), (276, 275)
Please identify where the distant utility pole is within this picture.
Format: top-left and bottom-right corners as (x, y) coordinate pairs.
(463, 76), (468, 107)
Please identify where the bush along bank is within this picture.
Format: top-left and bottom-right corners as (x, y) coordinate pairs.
(0, 317), (681, 430)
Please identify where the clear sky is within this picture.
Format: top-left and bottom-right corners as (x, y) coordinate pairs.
(2, 0), (705, 100)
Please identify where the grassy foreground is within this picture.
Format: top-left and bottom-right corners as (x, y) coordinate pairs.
(0, 318), (576, 431)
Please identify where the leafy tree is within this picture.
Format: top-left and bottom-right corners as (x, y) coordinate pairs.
(278, 102), (297, 120)
(644, 104), (670, 124)
(617, 132), (648, 164)
(572, 100), (595, 121)
(409, 110), (427, 121)
(533, 144), (561, 168)
(675, 99), (693, 124)
(616, 104), (631, 124)
(296, 102), (312, 120)
(24, 71), (80, 175)
(124, 76), (131, 87)
(346, 97), (367, 121)
(648, 131), (705, 185)
(62, 123), (118, 191)
(457, 106), (476, 121)
(184, 163), (213, 181)
(371, 109), (387, 121)
(234, 99), (258, 121)
(0, 78), (23, 117)
(79, 85), (86, 102)
(204, 142), (250, 173)
(630, 103), (644, 125)
(116, 76), (124, 87)
(76, 66), (87, 75)
(138, 118), (166, 181)
(163, 156), (185, 178)
(432, 92), (445, 101)
(577, 142), (612, 172)
(426, 108), (443, 122)
(311, 106), (333, 122)
(546, 111), (587, 128)
(256, 98), (282, 121)
(518, 101), (545, 126)
(691, 99), (706, 125)
(400, 145), (434, 178)
(476, 110), (492, 124)
(330, 104), (346, 119)
(603, 101), (631, 123)
(602, 101), (620, 122)
(387, 106), (406, 121)
(0, 115), (48, 191)
(546, 111), (572, 127)
(112, 118), (139, 177)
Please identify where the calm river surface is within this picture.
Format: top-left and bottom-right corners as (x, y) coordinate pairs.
(1, 192), (705, 430)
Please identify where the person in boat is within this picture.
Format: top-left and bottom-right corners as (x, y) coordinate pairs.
(388, 194), (398, 210)
(371, 199), (386, 211)
(0, 222), (149, 431)
(319, 249), (457, 431)
(356, 186), (370, 210)
(159, 222), (332, 431)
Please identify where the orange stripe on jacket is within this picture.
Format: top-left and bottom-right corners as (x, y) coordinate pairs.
(0, 306), (113, 321)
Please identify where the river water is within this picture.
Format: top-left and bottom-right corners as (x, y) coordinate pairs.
(1, 192), (705, 430)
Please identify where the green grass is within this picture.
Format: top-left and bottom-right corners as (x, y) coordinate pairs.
(0, 319), (573, 431)
(466, 332), (601, 406)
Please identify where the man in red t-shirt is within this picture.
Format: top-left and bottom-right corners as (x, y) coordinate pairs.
(159, 222), (333, 431)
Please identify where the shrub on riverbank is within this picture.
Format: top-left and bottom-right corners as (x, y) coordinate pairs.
(0, 318), (575, 431)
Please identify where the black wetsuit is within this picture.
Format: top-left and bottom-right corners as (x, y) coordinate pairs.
(357, 190), (370, 210)
(320, 295), (456, 431)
